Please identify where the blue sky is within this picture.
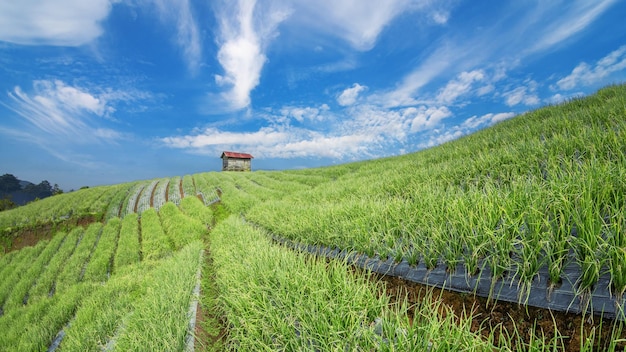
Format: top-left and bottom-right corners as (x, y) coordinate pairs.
(1, 0), (625, 190)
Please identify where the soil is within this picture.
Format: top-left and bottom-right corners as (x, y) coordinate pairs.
(134, 188), (143, 213)
(194, 246), (228, 351)
(373, 272), (626, 351)
(194, 301), (211, 348)
(149, 183), (156, 208)
(2, 215), (98, 254)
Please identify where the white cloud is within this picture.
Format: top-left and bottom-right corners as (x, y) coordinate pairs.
(556, 45), (626, 90)
(341, 105), (411, 143)
(160, 125), (375, 159)
(436, 70), (485, 104)
(408, 106), (452, 133)
(337, 83), (367, 106)
(213, 0), (290, 110)
(280, 105), (329, 123)
(161, 127), (289, 149)
(161, 101), (450, 160)
(0, 0), (113, 46)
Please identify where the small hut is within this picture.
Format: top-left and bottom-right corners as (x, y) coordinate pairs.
(221, 151), (253, 171)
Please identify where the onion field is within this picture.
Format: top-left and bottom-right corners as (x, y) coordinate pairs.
(1, 84), (626, 350)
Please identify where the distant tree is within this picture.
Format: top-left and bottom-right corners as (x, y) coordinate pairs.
(24, 180), (53, 199)
(80, 186), (89, 189)
(52, 184), (63, 195)
(0, 196), (16, 211)
(0, 174), (21, 194)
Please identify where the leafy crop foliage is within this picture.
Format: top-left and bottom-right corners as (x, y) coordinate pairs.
(211, 215), (499, 351)
(248, 84), (626, 299)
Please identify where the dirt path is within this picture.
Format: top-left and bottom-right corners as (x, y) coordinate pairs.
(194, 213), (228, 351)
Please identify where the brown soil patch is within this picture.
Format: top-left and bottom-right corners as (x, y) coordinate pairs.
(194, 300), (211, 348)
(374, 273), (626, 351)
(2, 215), (99, 254)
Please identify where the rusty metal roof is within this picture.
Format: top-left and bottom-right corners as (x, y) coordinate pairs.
(221, 151), (254, 159)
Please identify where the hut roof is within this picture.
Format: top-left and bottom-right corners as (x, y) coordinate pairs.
(221, 151), (254, 159)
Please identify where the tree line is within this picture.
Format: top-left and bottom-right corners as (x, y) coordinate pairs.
(0, 173), (63, 211)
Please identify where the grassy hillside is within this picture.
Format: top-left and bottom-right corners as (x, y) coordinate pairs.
(248, 84), (626, 297)
(0, 84), (625, 351)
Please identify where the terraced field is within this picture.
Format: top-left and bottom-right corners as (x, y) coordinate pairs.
(1, 84), (626, 351)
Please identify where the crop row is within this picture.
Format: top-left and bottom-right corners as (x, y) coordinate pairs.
(0, 182), (135, 232)
(0, 170), (319, 229)
(136, 180), (159, 214)
(0, 198), (210, 350)
(122, 183), (145, 217)
(210, 215), (566, 350)
(168, 176), (182, 205)
(60, 241), (203, 351)
(152, 178), (170, 210)
(192, 171), (321, 215)
(105, 182), (140, 219)
(181, 175), (196, 198)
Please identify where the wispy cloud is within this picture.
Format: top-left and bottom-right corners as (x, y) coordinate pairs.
(418, 111), (515, 149)
(0, 80), (150, 147)
(372, 44), (457, 108)
(503, 81), (540, 107)
(0, 0), (113, 46)
(436, 70), (485, 104)
(291, 0), (424, 51)
(556, 45), (626, 90)
(152, 0), (202, 73)
(373, 0), (617, 109)
(213, 0), (290, 111)
(530, 0), (617, 53)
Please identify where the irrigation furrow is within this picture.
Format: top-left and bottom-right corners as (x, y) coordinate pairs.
(272, 236), (626, 321)
(185, 249), (204, 352)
